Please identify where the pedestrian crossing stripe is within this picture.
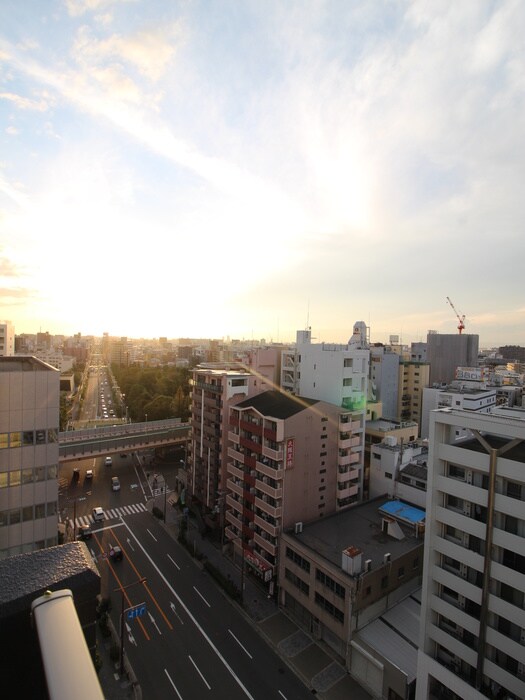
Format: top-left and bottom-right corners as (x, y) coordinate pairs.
(72, 502), (147, 528)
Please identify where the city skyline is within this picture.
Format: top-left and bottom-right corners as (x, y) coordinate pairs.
(1, 1), (524, 346)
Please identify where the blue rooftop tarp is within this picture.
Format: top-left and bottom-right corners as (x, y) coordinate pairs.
(379, 500), (425, 524)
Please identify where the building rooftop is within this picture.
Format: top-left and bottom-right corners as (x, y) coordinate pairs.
(236, 390), (319, 419)
(0, 355), (59, 372)
(290, 497), (424, 572)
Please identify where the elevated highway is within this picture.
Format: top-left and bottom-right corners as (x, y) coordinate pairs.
(58, 419), (189, 462)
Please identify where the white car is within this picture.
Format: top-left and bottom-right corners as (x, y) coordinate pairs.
(92, 507), (105, 522)
(85, 469), (93, 479)
(111, 476), (120, 491)
(105, 456), (112, 466)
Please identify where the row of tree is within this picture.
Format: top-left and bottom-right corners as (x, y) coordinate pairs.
(111, 365), (191, 422)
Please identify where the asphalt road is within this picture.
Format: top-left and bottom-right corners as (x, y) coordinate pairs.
(93, 511), (312, 700)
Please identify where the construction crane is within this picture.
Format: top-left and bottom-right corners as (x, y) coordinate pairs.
(446, 296), (466, 334)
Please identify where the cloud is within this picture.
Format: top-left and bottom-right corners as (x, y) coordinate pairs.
(0, 91), (49, 111)
(71, 23), (182, 81)
(64, 0), (135, 18)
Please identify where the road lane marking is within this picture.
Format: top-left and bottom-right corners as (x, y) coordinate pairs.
(170, 601), (184, 625)
(228, 629), (252, 659)
(278, 692), (288, 700)
(147, 529), (158, 541)
(193, 586), (211, 608)
(188, 655), (211, 690)
(167, 554), (180, 570)
(120, 519), (255, 700)
(164, 669), (183, 699)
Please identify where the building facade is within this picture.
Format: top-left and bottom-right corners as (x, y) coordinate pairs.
(416, 408), (525, 700)
(0, 321), (15, 356)
(225, 390), (363, 584)
(0, 357), (60, 558)
(427, 333), (479, 386)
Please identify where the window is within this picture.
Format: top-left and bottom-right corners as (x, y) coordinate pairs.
(448, 465), (465, 480)
(285, 568), (309, 595)
(314, 592), (344, 623)
(286, 547), (310, 573)
(316, 569), (345, 598)
(23, 431), (34, 445)
(343, 378), (352, 386)
(385, 472), (392, 480)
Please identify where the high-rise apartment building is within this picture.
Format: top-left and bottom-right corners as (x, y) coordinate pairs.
(281, 323), (369, 504)
(416, 407), (525, 700)
(398, 359), (430, 430)
(0, 357), (60, 558)
(226, 390), (361, 585)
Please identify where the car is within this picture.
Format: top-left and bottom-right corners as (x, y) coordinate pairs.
(86, 469), (93, 479)
(72, 468), (80, 481)
(92, 507), (105, 522)
(77, 525), (92, 541)
(109, 545), (123, 561)
(105, 456), (112, 466)
(111, 476), (120, 491)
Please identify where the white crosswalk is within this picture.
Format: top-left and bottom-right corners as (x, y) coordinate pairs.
(73, 502), (147, 528)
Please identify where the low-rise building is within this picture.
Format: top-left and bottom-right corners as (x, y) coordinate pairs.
(279, 497), (424, 683)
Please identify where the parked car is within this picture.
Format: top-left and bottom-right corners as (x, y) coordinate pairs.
(72, 468), (80, 481)
(109, 545), (123, 561)
(111, 476), (120, 491)
(105, 456), (112, 466)
(85, 469), (93, 479)
(77, 525), (92, 541)
(92, 507), (104, 522)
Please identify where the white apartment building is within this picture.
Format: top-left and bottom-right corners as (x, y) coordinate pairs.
(421, 383), (496, 439)
(416, 407), (525, 700)
(281, 323), (369, 504)
(0, 357), (60, 558)
(0, 321), (15, 356)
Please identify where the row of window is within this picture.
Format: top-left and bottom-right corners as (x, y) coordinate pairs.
(0, 500), (58, 527)
(0, 429), (58, 449)
(286, 546), (310, 573)
(315, 592), (344, 623)
(316, 569), (345, 599)
(0, 464), (58, 488)
(285, 567), (309, 595)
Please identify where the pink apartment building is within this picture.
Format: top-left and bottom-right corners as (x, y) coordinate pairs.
(225, 390), (362, 587)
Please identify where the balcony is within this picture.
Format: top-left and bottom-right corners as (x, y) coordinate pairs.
(339, 435), (361, 449)
(226, 493), (242, 513)
(261, 445), (283, 461)
(240, 419), (263, 436)
(256, 459), (284, 480)
(225, 510), (242, 530)
(227, 462), (244, 481)
(240, 436), (262, 454)
(336, 483), (359, 499)
(255, 478), (282, 500)
(254, 496), (282, 519)
(254, 531), (277, 556)
(254, 514), (279, 537)
(227, 446), (244, 463)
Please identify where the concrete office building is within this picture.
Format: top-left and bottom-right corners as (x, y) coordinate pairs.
(427, 332), (479, 386)
(0, 356), (60, 558)
(279, 497), (424, 698)
(364, 418), (419, 500)
(416, 407), (525, 700)
(0, 321), (15, 356)
(225, 390), (362, 584)
(420, 383), (496, 439)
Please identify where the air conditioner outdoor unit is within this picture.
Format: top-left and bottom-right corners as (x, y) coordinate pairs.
(365, 559), (372, 572)
(295, 522), (303, 534)
(383, 553), (391, 564)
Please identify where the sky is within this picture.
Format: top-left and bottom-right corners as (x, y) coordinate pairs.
(0, 0), (524, 347)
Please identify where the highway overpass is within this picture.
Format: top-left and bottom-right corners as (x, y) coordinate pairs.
(58, 419), (189, 462)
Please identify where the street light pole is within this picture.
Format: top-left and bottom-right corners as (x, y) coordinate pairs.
(116, 577), (146, 677)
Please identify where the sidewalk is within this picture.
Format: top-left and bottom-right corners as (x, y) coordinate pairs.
(157, 495), (372, 700)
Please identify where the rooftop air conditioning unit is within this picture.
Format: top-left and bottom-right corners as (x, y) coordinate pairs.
(383, 553), (391, 564)
(365, 559), (372, 573)
(295, 522), (303, 534)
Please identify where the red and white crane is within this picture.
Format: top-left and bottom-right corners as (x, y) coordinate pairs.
(446, 296), (466, 334)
